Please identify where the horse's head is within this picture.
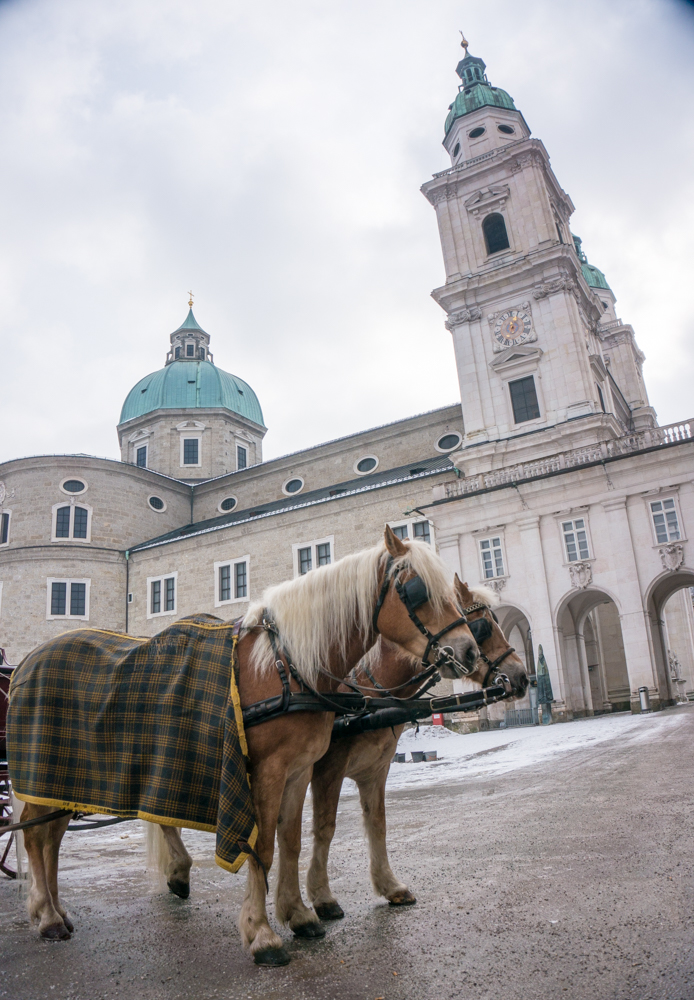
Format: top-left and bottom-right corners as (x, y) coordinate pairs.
(454, 576), (528, 698)
(373, 527), (478, 678)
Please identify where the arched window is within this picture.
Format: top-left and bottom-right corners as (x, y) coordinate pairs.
(482, 213), (510, 255)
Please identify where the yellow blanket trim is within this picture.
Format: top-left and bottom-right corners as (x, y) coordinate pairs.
(13, 793), (217, 834)
(229, 634), (249, 758)
(214, 822), (259, 874)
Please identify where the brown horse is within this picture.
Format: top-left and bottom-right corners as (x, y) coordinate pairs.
(304, 579), (528, 920)
(14, 528), (478, 966)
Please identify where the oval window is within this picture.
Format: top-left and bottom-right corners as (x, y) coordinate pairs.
(453, 142), (461, 157)
(61, 479), (86, 494)
(355, 456), (378, 475)
(436, 433), (462, 452)
(497, 124), (515, 135)
(148, 495), (166, 511)
(219, 496), (237, 512)
(469, 126), (485, 139)
(283, 478), (304, 495)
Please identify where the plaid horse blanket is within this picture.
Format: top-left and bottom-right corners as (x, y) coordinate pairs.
(7, 614), (257, 873)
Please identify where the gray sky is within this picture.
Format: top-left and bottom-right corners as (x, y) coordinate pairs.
(1, 0), (693, 465)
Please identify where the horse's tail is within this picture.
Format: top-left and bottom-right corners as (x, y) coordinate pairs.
(143, 822), (168, 884)
(10, 792), (27, 877)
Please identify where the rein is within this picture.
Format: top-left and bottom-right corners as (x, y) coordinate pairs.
(461, 601), (516, 690)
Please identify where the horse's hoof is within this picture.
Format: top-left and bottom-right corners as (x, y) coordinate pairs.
(167, 879), (190, 899)
(388, 889), (417, 906)
(314, 901), (345, 921)
(62, 915), (75, 933)
(292, 920), (326, 939)
(40, 923), (72, 941)
(253, 946), (291, 966)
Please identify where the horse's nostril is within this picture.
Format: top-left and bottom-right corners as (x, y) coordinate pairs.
(466, 645), (477, 667)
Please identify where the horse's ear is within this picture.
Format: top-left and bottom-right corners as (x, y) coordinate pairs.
(384, 525), (408, 557)
(455, 577), (474, 606)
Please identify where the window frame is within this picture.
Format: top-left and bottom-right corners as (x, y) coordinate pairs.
(136, 444), (148, 468)
(147, 571), (178, 619)
(0, 509), (11, 547)
(387, 518), (435, 547)
(236, 445), (248, 471)
(217, 495), (238, 514)
(353, 455), (379, 476)
(435, 432), (462, 453)
(147, 495), (167, 513)
(214, 556), (251, 606)
(560, 516), (593, 564)
(46, 578), (91, 621)
(51, 501), (92, 543)
(508, 374), (541, 425)
(482, 212), (511, 257)
(477, 535), (508, 581)
(59, 477), (88, 496)
(181, 435), (201, 468)
(292, 536), (335, 578)
(282, 476), (305, 497)
(648, 495), (686, 546)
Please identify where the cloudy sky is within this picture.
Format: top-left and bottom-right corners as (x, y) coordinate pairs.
(1, 0), (693, 465)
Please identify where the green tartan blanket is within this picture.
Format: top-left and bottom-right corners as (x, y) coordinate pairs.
(7, 614), (257, 873)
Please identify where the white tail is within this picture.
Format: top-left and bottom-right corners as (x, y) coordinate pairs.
(10, 792), (27, 878)
(143, 821), (169, 884)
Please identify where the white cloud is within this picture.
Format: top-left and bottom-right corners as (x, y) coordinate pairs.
(0, 0), (692, 463)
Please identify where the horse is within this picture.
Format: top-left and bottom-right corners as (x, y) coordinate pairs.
(145, 578), (527, 933)
(305, 579), (528, 920)
(10, 527), (478, 966)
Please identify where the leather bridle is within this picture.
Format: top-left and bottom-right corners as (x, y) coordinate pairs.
(372, 556), (473, 678)
(462, 600), (517, 690)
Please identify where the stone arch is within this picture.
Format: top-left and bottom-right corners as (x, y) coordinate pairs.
(494, 602), (536, 719)
(555, 587), (630, 717)
(645, 566), (694, 706)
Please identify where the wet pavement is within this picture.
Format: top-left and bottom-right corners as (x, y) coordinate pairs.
(2, 706), (694, 1000)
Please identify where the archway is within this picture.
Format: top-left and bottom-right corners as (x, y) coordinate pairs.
(556, 588), (630, 717)
(494, 602), (536, 724)
(646, 568), (694, 707)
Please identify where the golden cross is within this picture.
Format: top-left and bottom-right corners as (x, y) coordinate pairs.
(188, 290), (194, 308)
(459, 31), (469, 51)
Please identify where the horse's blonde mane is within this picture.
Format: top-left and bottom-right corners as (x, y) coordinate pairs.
(466, 583), (501, 608)
(243, 539), (455, 685)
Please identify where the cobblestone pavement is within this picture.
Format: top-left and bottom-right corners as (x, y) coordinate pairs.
(1, 706), (693, 1000)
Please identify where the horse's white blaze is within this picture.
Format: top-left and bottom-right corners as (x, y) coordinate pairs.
(244, 539), (455, 687)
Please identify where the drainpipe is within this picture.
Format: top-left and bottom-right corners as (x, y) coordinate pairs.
(125, 550), (130, 633)
(190, 485), (194, 525)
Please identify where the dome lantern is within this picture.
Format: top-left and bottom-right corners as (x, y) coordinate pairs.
(166, 294), (214, 365)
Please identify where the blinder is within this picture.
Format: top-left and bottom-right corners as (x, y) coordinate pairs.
(468, 616), (493, 645)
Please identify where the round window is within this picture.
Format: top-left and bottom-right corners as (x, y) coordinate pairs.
(61, 479), (86, 494)
(148, 495), (166, 511)
(355, 456), (378, 475)
(453, 142), (461, 157)
(219, 496), (237, 512)
(469, 127), (486, 139)
(436, 433), (462, 452)
(497, 124), (515, 135)
(283, 478), (304, 495)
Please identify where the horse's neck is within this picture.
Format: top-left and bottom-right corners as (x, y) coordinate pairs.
(359, 638), (420, 693)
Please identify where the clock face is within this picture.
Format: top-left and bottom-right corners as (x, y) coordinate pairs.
(494, 309), (532, 347)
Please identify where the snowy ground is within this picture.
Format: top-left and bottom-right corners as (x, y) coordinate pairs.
(339, 708), (688, 795)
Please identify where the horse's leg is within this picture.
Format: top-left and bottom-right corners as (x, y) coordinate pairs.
(306, 754), (349, 921)
(22, 804), (73, 939)
(357, 764), (416, 906)
(275, 766), (325, 938)
(239, 758), (290, 965)
(159, 826), (192, 898)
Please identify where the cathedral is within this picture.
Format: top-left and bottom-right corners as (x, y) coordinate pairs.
(1, 41), (693, 722)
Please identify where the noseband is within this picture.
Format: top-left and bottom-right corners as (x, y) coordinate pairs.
(462, 600), (516, 690)
(372, 557), (473, 677)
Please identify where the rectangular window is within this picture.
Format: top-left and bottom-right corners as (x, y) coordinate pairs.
(175, 346), (181, 359)
(70, 582), (86, 617)
(151, 579), (161, 614)
(186, 343), (195, 357)
(480, 537), (505, 579)
(237, 445), (247, 470)
(199, 348), (205, 360)
(51, 581), (67, 616)
(165, 577), (175, 612)
(316, 542), (331, 567)
(299, 546), (312, 575)
(650, 499), (680, 544)
(392, 525), (409, 540)
(183, 438), (199, 465)
(56, 506), (71, 538)
(0, 512), (9, 545)
(235, 561), (247, 599)
(509, 376), (540, 423)
(413, 521), (431, 545)
(136, 446), (147, 468)
(219, 564), (231, 602)
(562, 519), (590, 562)
(73, 506), (89, 539)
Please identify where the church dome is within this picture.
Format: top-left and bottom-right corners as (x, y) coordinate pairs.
(445, 48), (518, 135)
(119, 305), (265, 428)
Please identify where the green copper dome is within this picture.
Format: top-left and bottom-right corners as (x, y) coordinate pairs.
(445, 49), (518, 135)
(573, 235), (611, 291)
(119, 360), (264, 427)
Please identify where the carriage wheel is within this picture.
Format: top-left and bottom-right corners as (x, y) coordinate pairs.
(0, 774), (17, 879)
(0, 829), (16, 879)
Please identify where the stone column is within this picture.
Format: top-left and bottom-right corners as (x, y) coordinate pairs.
(517, 514), (567, 720)
(601, 497), (658, 710)
(436, 533), (462, 577)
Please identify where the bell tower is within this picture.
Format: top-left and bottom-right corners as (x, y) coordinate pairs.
(421, 38), (654, 477)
